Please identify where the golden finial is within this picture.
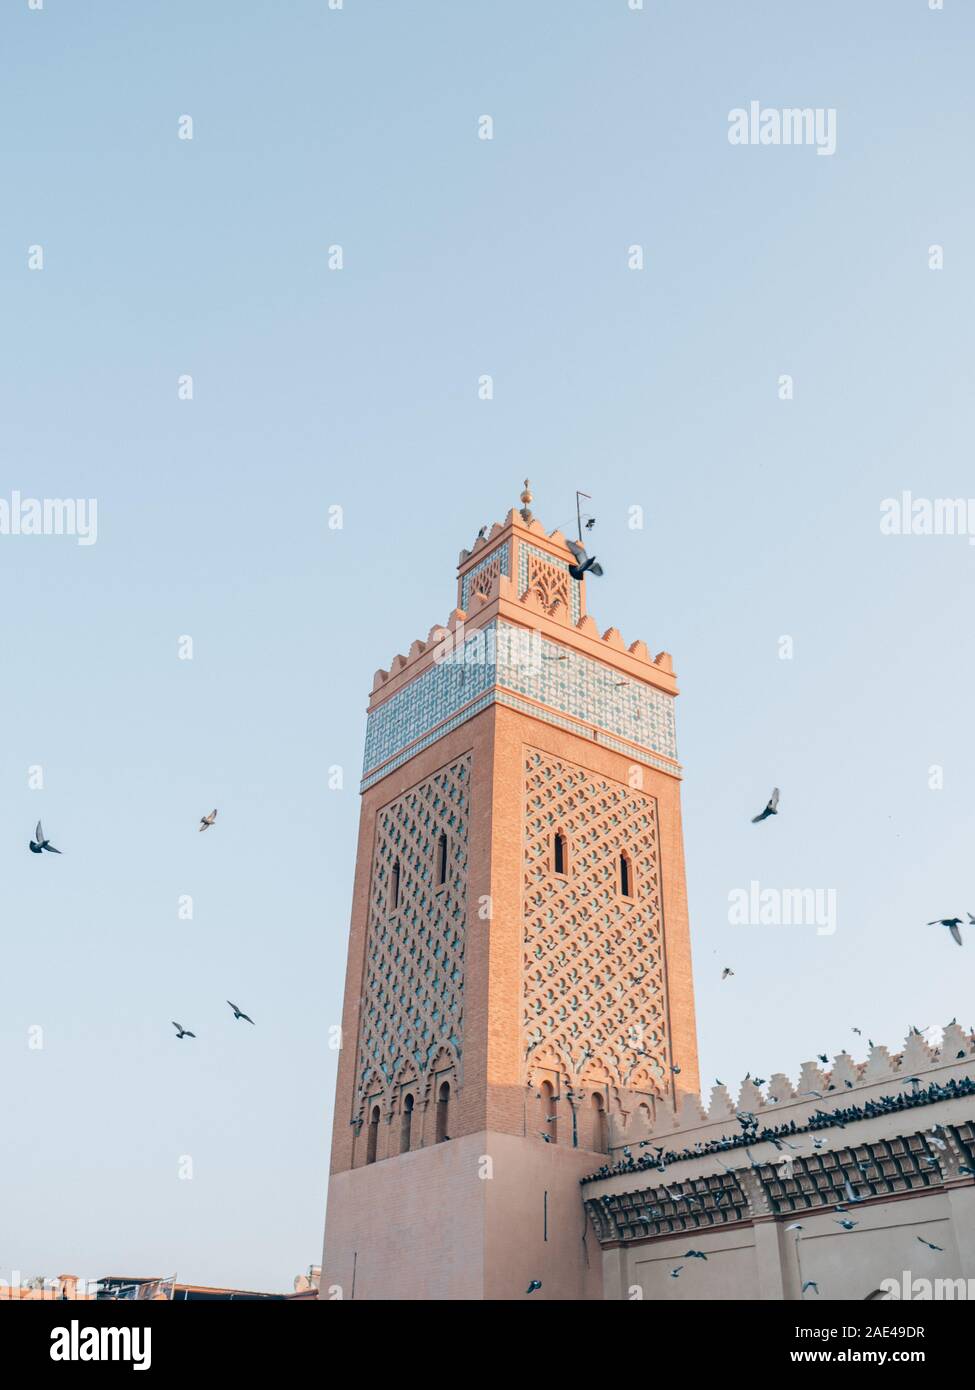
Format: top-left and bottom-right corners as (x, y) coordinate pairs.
(520, 478), (533, 522)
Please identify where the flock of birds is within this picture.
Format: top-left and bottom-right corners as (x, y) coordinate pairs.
(600, 1097), (968, 1292)
(29, 807), (257, 1040)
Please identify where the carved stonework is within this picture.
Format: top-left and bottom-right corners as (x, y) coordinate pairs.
(525, 552), (571, 616)
(353, 755), (470, 1119)
(522, 748), (668, 1090)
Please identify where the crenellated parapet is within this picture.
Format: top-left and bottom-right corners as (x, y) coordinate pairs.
(360, 512), (681, 792)
(592, 1022), (975, 1173)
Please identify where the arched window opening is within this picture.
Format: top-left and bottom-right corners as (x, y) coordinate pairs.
(620, 852), (632, 898)
(436, 832), (448, 886)
(591, 1092), (607, 1153)
(541, 1080), (558, 1144)
(553, 831), (567, 876)
(366, 1106), (380, 1165)
(390, 859), (401, 910)
(400, 1093), (414, 1154)
(436, 1081), (450, 1142)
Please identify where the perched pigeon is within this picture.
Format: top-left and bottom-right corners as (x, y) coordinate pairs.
(172, 1022), (196, 1040)
(565, 538), (603, 581)
(29, 821), (61, 854)
(199, 809), (218, 832)
(928, 917), (963, 946)
(751, 788), (780, 823)
(227, 1000), (255, 1025)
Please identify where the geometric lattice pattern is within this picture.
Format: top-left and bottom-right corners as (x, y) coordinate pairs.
(518, 541), (581, 622)
(589, 1173), (748, 1242)
(759, 1133), (943, 1214)
(524, 550), (571, 616)
(460, 541), (509, 610)
(354, 756), (470, 1114)
(522, 748), (668, 1088)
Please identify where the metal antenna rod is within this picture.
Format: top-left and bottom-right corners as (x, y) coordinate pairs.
(575, 490), (591, 542)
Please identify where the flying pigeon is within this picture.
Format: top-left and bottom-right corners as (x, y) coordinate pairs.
(751, 788), (779, 823)
(525, 1280), (541, 1294)
(172, 1022), (196, 1040)
(669, 1266), (683, 1279)
(917, 1236), (943, 1252)
(835, 1218), (858, 1231)
(671, 1064), (681, 1075)
(227, 1000), (255, 1025)
(928, 917), (963, 946)
(683, 1250), (707, 1261)
(721, 967), (735, 980)
(585, 517), (596, 531)
(29, 821), (61, 854)
(476, 526), (487, 539)
(199, 809), (218, 832)
(565, 538), (603, 581)
(802, 1281), (820, 1295)
(786, 1223), (804, 1232)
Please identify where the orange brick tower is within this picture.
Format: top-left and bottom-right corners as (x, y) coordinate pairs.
(320, 485), (699, 1300)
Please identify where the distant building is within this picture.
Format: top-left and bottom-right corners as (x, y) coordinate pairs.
(97, 1276), (285, 1301)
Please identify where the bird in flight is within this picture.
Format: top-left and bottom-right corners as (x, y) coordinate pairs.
(172, 1022), (196, 1040)
(199, 809), (218, 832)
(802, 1281), (820, 1295)
(721, 967), (735, 980)
(928, 917), (963, 946)
(565, 538), (604, 581)
(669, 1266), (683, 1279)
(751, 788), (780, 823)
(227, 1000), (255, 1025)
(683, 1250), (707, 1261)
(834, 1218), (858, 1231)
(29, 821), (61, 854)
(916, 1236), (944, 1252)
(525, 1279), (541, 1294)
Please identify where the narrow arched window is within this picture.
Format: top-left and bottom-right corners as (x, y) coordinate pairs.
(436, 832), (448, 886)
(400, 1093), (414, 1154)
(553, 831), (567, 876)
(620, 852), (632, 898)
(436, 1081), (450, 1142)
(366, 1106), (380, 1165)
(390, 859), (400, 910)
(541, 1080), (557, 1144)
(591, 1092), (607, 1153)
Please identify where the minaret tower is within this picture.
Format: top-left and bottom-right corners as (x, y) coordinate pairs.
(321, 486), (699, 1300)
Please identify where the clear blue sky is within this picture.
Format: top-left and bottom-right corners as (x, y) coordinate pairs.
(1, 1), (973, 1292)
